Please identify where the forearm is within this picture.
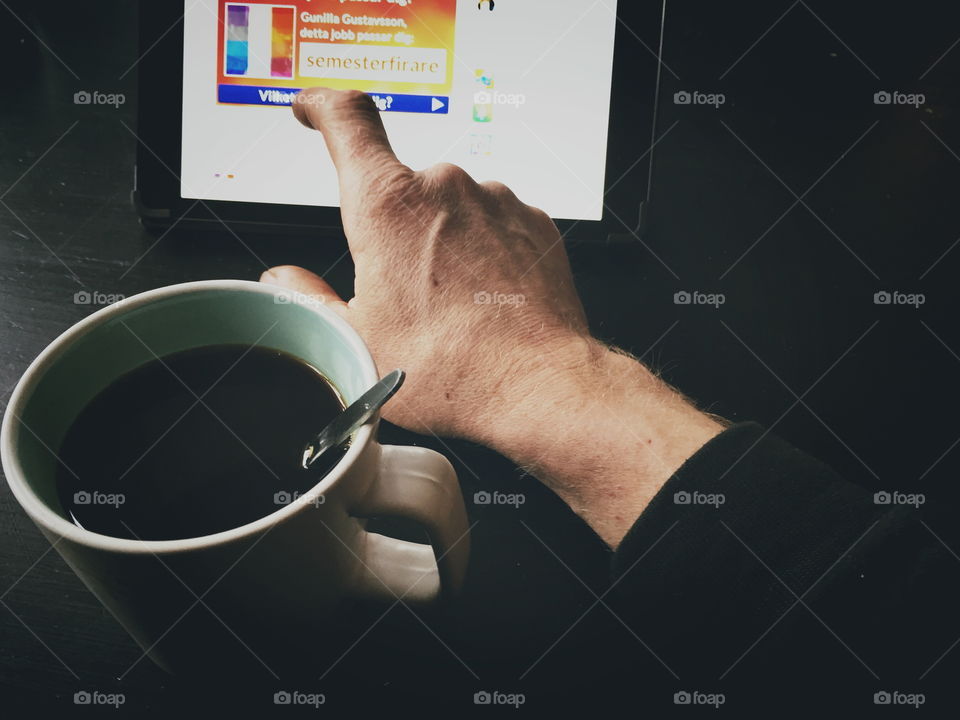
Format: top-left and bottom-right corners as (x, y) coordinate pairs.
(282, 88), (724, 548)
(473, 336), (724, 548)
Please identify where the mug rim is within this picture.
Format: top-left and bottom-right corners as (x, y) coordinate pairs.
(0, 279), (379, 555)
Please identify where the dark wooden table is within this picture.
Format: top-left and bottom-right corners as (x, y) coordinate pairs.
(2, 0), (959, 712)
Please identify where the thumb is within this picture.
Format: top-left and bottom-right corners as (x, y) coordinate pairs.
(259, 265), (350, 319)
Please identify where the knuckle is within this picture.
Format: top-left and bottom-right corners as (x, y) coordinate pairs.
(421, 162), (475, 189)
(479, 180), (518, 203)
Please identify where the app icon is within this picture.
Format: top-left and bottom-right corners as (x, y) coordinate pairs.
(475, 69), (494, 89)
(472, 104), (492, 122)
(473, 69), (493, 122)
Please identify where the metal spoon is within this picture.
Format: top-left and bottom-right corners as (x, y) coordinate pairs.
(301, 369), (405, 469)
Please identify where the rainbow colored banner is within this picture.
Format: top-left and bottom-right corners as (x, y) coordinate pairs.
(217, 0), (457, 107)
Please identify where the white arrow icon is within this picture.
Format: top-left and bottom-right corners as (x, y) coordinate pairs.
(431, 97), (445, 112)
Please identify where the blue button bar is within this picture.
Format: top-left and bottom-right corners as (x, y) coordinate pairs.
(217, 85), (449, 114)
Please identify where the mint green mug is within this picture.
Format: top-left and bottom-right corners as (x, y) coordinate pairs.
(1, 280), (469, 674)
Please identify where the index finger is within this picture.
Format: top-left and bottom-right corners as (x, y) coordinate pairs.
(292, 87), (410, 190)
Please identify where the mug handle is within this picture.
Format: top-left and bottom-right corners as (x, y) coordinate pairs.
(351, 445), (470, 604)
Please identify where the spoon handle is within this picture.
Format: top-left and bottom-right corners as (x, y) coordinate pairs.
(302, 369), (405, 469)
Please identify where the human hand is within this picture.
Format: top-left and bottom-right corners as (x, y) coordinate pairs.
(263, 88), (593, 442)
(262, 88), (722, 547)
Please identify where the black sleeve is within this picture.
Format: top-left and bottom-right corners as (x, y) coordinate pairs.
(607, 422), (960, 711)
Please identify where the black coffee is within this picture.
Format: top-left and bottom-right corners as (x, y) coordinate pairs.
(55, 345), (347, 540)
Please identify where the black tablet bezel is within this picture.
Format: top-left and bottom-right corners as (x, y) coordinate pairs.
(134, 0), (665, 240)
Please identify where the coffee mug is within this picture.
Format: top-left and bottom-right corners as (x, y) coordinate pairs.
(1, 280), (470, 675)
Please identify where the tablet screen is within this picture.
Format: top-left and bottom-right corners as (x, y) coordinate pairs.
(181, 0), (618, 220)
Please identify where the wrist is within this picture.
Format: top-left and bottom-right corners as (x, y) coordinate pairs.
(474, 336), (724, 547)
(465, 333), (609, 452)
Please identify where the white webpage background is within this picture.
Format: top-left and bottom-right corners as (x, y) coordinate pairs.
(181, 0), (618, 220)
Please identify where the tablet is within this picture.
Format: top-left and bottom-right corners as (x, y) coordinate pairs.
(134, 0), (665, 239)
